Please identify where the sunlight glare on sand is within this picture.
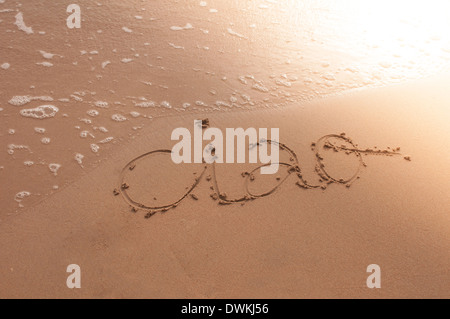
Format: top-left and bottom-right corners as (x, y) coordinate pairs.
(280, 0), (450, 77)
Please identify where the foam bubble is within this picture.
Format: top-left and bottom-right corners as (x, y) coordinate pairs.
(99, 137), (114, 144)
(8, 129), (15, 135)
(75, 153), (84, 166)
(111, 114), (127, 122)
(7, 144), (30, 155)
(195, 101), (208, 107)
(87, 109), (99, 117)
(121, 58), (133, 63)
(9, 95), (32, 106)
(20, 105), (59, 119)
(170, 23), (193, 31)
(94, 101), (109, 108)
(36, 62), (53, 67)
(160, 101), (172, 109)
(49, 163), (61, 176)
(122, 27), (133, 33)
(15, 191), (31, 202)
(130, 111), (140, 118)
(24, 161), (34, 166)
(1, 63), (10, 70)
(9, 95), (53, 106)
(41, 137), (51, 144)
(71, 95), (83, 102)
(39, 50), (58, 59)
(90, 144), (100, 153)
(227, 28), (246, 39)
(34, 127), (46, 134)
(215, 101), (232, 108)
(14, 12), (33, 34)
(252, 83), (269, 92)
(135, 101), (155, 108)
(80, 131), (94, 138)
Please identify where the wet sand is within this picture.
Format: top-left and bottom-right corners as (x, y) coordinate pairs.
(0, 75), (449, 298)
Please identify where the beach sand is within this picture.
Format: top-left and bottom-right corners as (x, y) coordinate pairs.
(0, 74), (449, 298)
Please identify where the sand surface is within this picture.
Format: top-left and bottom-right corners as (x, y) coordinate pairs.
(1, 0), (450, 299)
(1, 75), (449, 298)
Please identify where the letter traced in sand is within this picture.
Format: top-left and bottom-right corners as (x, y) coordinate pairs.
(115, 126), (408, 219)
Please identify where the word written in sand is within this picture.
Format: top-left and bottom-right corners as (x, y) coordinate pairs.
(115, 124), (410, 219)
(171, 120), (280, 174)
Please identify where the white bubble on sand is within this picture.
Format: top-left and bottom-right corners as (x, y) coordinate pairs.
(160, 101), (172, 109)
(7, 144), (30, 155)
(9, 95), (32, 106)
(215, 101), (232, 108)
(20, 105), (59, 119)
(135, 101), (155, 108)
(74, 153), (84, 166)
(97, 126), (108, 133)
(99, 137), (114, 144)
(48, 163), (61, 176)
(90, 144), (100, 153)
(80, 118), (92, 124)
(87, 109), (99, 117)
(227, 28), (246, 39)
(41, 137), (51, 144)
(130, 111), (140, 118)
(1, 63), (10, 70)
(195, 101), (208, 107)
(94, 101), (109, 108)
(24, 161), (34, 167)
(112, 114), (127, 122)
(14, 12), (33, 35)
(169, 43), (185, 50)
(122, 27), (133, 33)
(34, 127), (46, 134)
(15, 191), (31, 202)
(101, 61), (111, 69)
(8, 129), (15, 135)
(121, 58), (133, 63)
(170, 23), (193, 31)
(70, 95), (83, 102)
(38, 50), (58, 59)
(36, 62), (53, 67)
(80, 130), (94, 138)
(9, 95), (53, 106)
(252, 83), (269, 92)
(0, 107), (3, 112)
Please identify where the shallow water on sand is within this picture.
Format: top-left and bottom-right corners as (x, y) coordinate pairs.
(1, 0), (450, 212)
